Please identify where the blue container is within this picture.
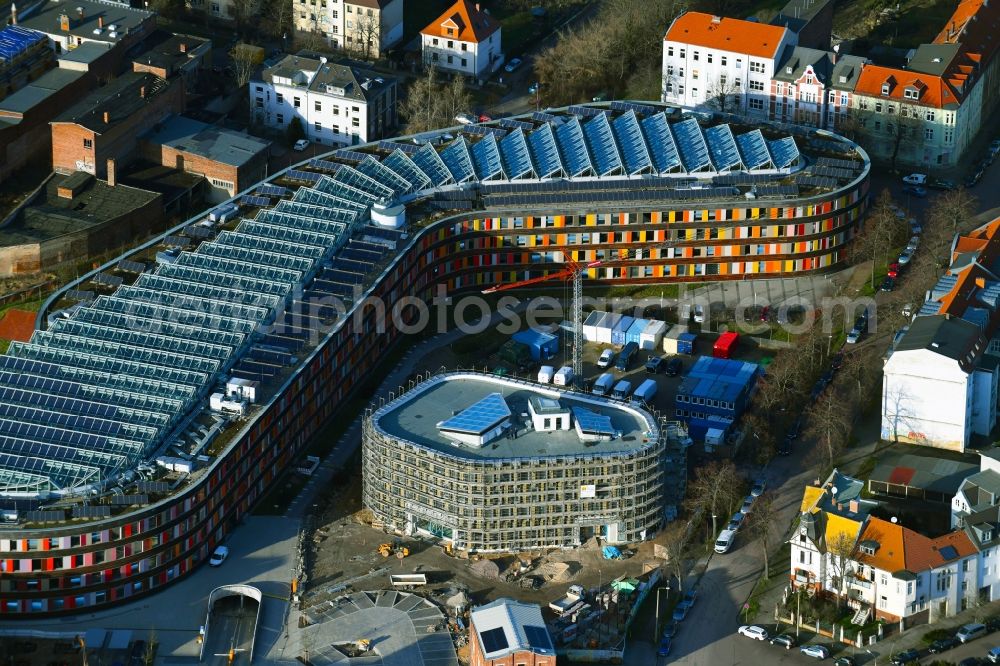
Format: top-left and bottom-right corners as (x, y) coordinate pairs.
(677, 332), (697, 354)
(611, 316), (635, 346)
(512, 329), (559, 360)
(625, 318), (649, 346)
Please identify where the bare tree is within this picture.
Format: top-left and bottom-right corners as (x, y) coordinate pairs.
(230, 44), (260, 89)
(805, 391), (854, 470)
(353, 9), (380, 61)
(262, 0), (293, 40)
(397, 67), (472, 134)
(685, 460), (742, 538)
(745, 491), (776, 580)
(840, 343), (880, 405)
(229, 0), (257, 30)
(706, 73), (741, 114)
(887, 111), (923, 171)
(753, 350), (806, 413)
(855, 189), (908, 289)
(825, 529), (858, 608)
(660, 522), (691, 594)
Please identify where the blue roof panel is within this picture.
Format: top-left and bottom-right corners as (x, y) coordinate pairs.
(438, 392), (511, 435)
(641, 112), (682, 173)
(582, 112), (623, 176)
(611, 110), (652, 175)
(671, 118), (712, 172)
(527, 123), (564, 178)
(735, 130), (773, 171)
(704, 124), (743, 172)
(554, 116), (594, 177)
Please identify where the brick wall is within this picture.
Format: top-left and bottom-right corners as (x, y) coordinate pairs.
(138, 136), (267, 203)
(51, 78), (185, 179)
(469, 626), (555, 666)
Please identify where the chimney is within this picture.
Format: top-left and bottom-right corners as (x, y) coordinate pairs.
(59, 13), (70, 31)
(98, 16), (103, 28)
(849, 499), (860, 514)
(475, 2), (480, 11)
(179, 42), (187, 53)
(103, 111), (109, 124)
(140, 85), (146, 98)
(106, 158), (116, 188)
(76, 6), (84, 19)
(977, 277), (987, 288)
(10, 2), (16, 26)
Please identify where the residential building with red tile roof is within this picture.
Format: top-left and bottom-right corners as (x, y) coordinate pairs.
(848, 0), (1000, 168)
(421, 0), (503, 78)
(292, 0), (404, 58)
(882, 216), (1000, 452)
(661, 12), (796, 117)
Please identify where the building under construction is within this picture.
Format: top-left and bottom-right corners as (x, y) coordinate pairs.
(362, 371), (676, 553)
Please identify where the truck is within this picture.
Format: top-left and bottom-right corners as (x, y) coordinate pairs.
(612, 380), (632, 400)
(592, 372), (615, 396)
(632, 379), (657, 405)
(549, 584), (586, 615)
(553, 366), (574, 386)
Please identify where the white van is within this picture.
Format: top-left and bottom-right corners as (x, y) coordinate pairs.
(714, 529), (736, 554)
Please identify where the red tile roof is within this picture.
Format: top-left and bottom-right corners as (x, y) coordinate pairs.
(0, 309), (36, 342)
(852, 64), (960, 109)
(664, 12), (788, 60)
(856, 517), (976, 573)
(421, 0), (500, 44)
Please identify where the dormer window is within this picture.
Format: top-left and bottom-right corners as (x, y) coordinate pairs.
(881, 83), (891, 95)
(904, 87), (920, 100)
(859, 540), (879, 556)
(839, 75), (847, 84)
(786, 66), (793, 74)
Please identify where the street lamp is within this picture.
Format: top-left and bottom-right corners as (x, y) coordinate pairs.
(653, 584), (670, 641)
(865, 648), (878, 665)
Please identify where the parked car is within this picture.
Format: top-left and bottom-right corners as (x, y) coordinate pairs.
(903, 185), (927, 198)
(728, 512), (745, 531)
(657, 636), (672, 656)
(693, 304), (706, 323)
(902, 173), (928, 185)
(672, 603), (689, 622)
(800, 644), (831, 659)
(846, 327), (862, 344)
(751, 479), (766, 497)
(890, 649), (921, 665)
(957, 622), (988, 643)
(902, 303), (914, 318)
(715, 529), (736, 554)
(740, 495), (754, 514)
(454, 112), (477, 125)
(909, 218), (923, 234)
(645, 355), (666, 373)
(615, 341), (639, 371)
(209, 545), (229, 566)
(665, 356), (683, 377)
(898, 250), (913, 265)
(770, 634), (795, 649)
(292, 139), (310, 151)
(881, 276), (896, 292)
(907, 235), (920, 251)
(928, 178), (956, 190)
(504, 57), (523, 73)
(597, 348), (615, 368)
(833, 658), (856, 666)
(988, 646), (1000, 664)
(680, 590), (698, 609)
(737, 625), (769, 641)
(929, 637), (959, 653)
(661, 622), (678, 638)
(887, 261), (901, 279)
(830, 352), (844, 372)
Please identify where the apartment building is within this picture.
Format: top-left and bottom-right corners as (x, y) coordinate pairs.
(251, 53), (396, 146)
(420, 0), (502, 78)
(881, 217), (1000, 452)
(661, 12), (796, 117)
(769, 46), (866, 130)
(293, 0), (403, 59)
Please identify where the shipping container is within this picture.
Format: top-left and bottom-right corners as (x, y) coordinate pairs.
(537, 365), (554, 383)
(592, 372), (615, 396)
(596, 313), (622, 344)
(677, 332), (697, 355)
(512, 329), (559, 360)
(611, 316), (635, 346)
(625, 318), (649, 346)
(582, 311), (608, 343)
(640, 320), (668, 351)
(632, 379), (658, 405)
(713, 331), (739, 359)
(612, 380), (632, 400)
(553, 366), (574, 386)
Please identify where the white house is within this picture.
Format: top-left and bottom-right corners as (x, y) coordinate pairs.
(421, 0), (502, 79)
(661, 12), (796, 118)
(293, 0), (404, 59)
(952, 451), (1000, 528)
(251, 54), (397, 146)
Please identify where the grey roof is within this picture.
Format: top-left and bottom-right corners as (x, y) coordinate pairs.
(142, 115), (270, 167)
(772, 46), (865, 91)
(470, 598), (554, 660)
(19, 0), (153, 44)
(959, 469), (1000, 511)
(830, 54), (866, 91)
(893, 314), (982, 364)
(373, 374), (656, 461)
(132, 31), (209, 71)
(0, 67), (84, 115)
(908, 43), (962, 77)
(56, 40), (111, 65)
(53, 71), (170, 133)
(964, 504), (1000, 549)
(870, 451), (978, 495)
(771, 0), (832, 31)
(259, 53), (393, 103)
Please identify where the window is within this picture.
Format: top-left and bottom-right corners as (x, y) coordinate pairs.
(255, 85), (263, 92)
(748, 80), (764, 91)
(314, 121), (322, 132)
(926, 110), (935, 121)
(735, 58), (742, 69)
(841, 93), (848, 105)
(352, 117), (359, 127)
(461, 43), (467, 51)
(945, 128), (954, 143)
(667, 65), (674, 76)
(749, 98), (764, 110)
(904, 88), (919, 100)
(881, 83), (891, 95)
(461, 58), (467, 67)
(83, 138), (93, 149)
(707, 53), (713, 63)
(277, 113), (284, 124)
(679, 48), (686, 58)
(925, 127), (934, 140)
(276, 93), (284, 104)
(721, 56), (727, 66)
(293, 96), (301, 108)
(691, 87), (698, 97)
(875, 102), (882, 113)
(668, 46), (674, 57)
(749, 60), (765, 73)
(314, 100), (321, 112)
(692, 70), (699, 80)
(693, 50), (699, 61)
(719, 73), (727, 86)
(255, 97), (263, 108)
(432, 37), (438, 45)
(665, 82), (673, 93)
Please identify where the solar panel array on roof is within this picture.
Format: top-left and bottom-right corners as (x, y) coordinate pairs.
(567, 105), (607, 118)
(0, 26), (45, 61)
(795, 175), (839, 189)
(571, 406), (617, 436)
(498, 129), (535, 180)
(735, 130), (772, 171)
(411, 142), (454, 187)
(92, 273), (123, 288)
(471, 134), (505, 181)
(556, 117), (594, 177)
(186, 224), (213, 240)
(285, 169), (324, 183)
(611, 110), (652, 175)
(672, 118), (712, 172)
(499, 118), (534, 131)
(257, 183), (288, 197)
(440, 137), (476, 183)
(117, 260), (146, 274)
(767, 136), (800, 168)
(308, 158), (343, 174)
(438, 392), (511, 435)
(335, 149), (369, 163)
(357, 156), (411, 196)
(527, 123), (564, 179)
(66, 290), (95, 301)
(479, 627), (509, 655)
(610, 100), (658, 117)
(815, 157), (861, 170)
(163, 235), (190, 247)
(583, 112), (623, 176)
(532, 111), (562, 125)
(241, 195), (271, 208)
(755, 185), (799, 198)
(812, 165), (856, 180)
(642, 112), (682, 173)
(383, 150), (432, 192)
(704, 124), (743, 172)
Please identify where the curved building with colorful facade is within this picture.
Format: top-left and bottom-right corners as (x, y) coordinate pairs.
(0, 101), (868, 616)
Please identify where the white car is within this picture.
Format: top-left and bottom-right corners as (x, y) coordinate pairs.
(693, 304), (706, 323)
(800, 644), (831, 659)
(504, 57), (523, 73)
(898, 250), (913, 265)
(209, 545), (229, 566)
(903, 173), (927, 185)
(715, 529), (736, 553)
(597, 349), (615, 368)
(908, 218), (923, 234)
(293, 139), (310, 151)
(454, 112), (476, 125)
(740, 495), (754, 514)
(846, 328), (861, 344)
(907, 235), (920, 251)
(737, 625), (769, 640)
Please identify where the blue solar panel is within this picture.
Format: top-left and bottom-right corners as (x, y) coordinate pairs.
(939, 545), (959, 561)
(357, 156), (411, 195)
(383, 150), (432, 192)
(555, 117), (594, 177)
(498, 129), (535, 180)
(611, 110), (652, 175)
(499, 118), (535, 131)
(532, 111), (563, 125)
(768, 136), (800, 168)
(527, 123), (564, 178)
(568, 105), (605, 118)
(411, 142), (453, 186)
(704, 125), (743, 172)
(286, 169), (323, 183)
(671, 118), (712, 172)
(610, 100), (658, 117)
(480, 627), (509, 655)
(582, 112), (623, 176)
(257, 184), (288, 197)
(523, 626), (552, 651)
(641, 112), (682, 174)
(735, 130), (773, 171)
(241, 195), (271, 207)
(471, 134), (504, 181)
(335, 149), (369, 163)
(571, 406), (616, 436)
(309, 158), (343, 174)
(440, 137), (475, 183)
(0, 26), (45, 61)
(437, 392), (511, 435)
